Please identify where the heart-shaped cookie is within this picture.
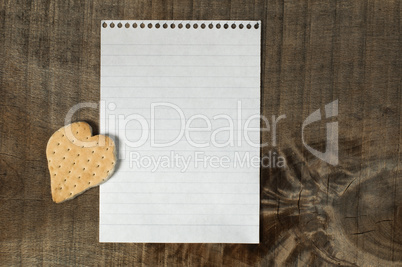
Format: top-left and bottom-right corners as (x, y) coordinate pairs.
(46, 122), (116, 203)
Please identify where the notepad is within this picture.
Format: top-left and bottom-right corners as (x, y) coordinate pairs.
(100, 20), (261, 243)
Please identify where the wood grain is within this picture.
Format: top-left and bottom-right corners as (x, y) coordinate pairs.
(0, 0), (400, 266)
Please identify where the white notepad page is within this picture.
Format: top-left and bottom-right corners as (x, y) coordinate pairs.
(100, 20), (261, 243)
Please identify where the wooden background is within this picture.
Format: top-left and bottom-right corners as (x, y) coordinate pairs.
(0, 0), (401, 266)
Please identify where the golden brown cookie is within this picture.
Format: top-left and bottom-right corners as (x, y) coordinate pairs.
(46, 122), (116, 203)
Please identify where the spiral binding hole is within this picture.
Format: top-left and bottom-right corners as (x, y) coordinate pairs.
(103, 22), (258, 30)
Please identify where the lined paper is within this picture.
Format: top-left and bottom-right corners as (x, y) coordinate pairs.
(100, 20), (261, 243)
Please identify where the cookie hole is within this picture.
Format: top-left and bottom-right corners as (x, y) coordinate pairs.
(62, 157), (65, 160)
(93, 173), (96, 176)
(106, 148), (109, 151)
(77, 154), (80, 157)
(58, 165), (61, 168)
(52, 151), (55, 154)
(54, 173), (56, 176)
(70, 193), (72, 195)
(73, 162), (76, 165)
(48, 160), (51, 162)
(57, 143), (60, 146)
(102, 156), (105, 159)
(67, 148), (71, 151)
(97, 165), (100, 168)
(72, 140), (75, 143)
(81, 146), (84, 148)
(76, 131), (78, 134)
(83, 167), (86, 170)
(92, 151), (95, 154)
(107, 170), (110, 173)
(102, 179), (105, 181)
(69, 170), (71, 173)
(64, 179), (66, 182)
(74, 185), (77, 187)
(111, 162), (115, 165)
(59, 187), (62, 190)
(78, 176), (81, 179)
(86, 137), (89, 139)
(61, 134), (65, 137)
(88, 182), (91, 185)
(87, 159), (90, 162)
